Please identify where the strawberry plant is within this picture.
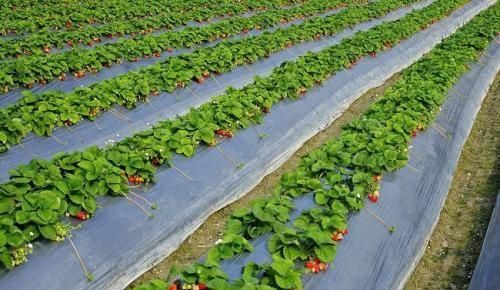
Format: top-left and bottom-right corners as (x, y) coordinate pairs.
(0, 0), (304, 59)
(0, 0), (418, 153)
(128, 2), (498, 288)
(0, 0), (496, 279)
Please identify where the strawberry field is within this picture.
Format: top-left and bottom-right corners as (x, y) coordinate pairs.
(0, 0), (498, 289)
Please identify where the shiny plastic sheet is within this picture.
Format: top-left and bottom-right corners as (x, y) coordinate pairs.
(469, 191), (500, 290)
(0, 1), (494, 289)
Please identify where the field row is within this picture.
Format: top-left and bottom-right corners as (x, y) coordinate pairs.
(0, 0), (489, 272)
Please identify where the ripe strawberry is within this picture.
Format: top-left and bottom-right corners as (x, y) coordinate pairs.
(128, 176), (137, 183)
(168, 284), (178, 290)
(76, 211), (88, 220)
(151, 158), (161, 166)
(341, 229), (349, 235)
(314, 257), (320, 264)
(197, 283), (207, 290)
(58, 73), (66, 81)
(332, 232), (344, 241)
(305, 261), (314, 269)
(368, 193), (379, 203)
(411, 130), (417, 137)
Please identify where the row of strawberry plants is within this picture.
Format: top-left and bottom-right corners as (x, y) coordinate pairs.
(0, 0), (217, 34)
(135, 3), (500, 289)
(0, 0), (350, 92)
(0, 0), (417, 154)
(0, 0), (303, 59)
(0, 0), (474, 270)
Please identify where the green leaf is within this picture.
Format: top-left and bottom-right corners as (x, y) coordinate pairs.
(282, 245), (300, 260)
(39, 225), (57, 240)
(0, 198), (14, 214)
(83, 198), (97, 212)
(0, 232), (6, 247)
(274, 271), (301, 289)
(314, 192), (328, 205)
(55, 181), (70, 195)
(314, 244), (336, 262)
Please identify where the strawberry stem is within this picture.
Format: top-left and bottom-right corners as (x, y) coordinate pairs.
(187, 86), (202, 103)
(129, 190), (158, 209)
(109, 108), (131, 122)
(210, 74), (223, 90)
(215, 143), (243, 169)
(19, 143), (35, 156)
(64, 123), (83, 141)
(67, 235), (94, 281)
(364, 207), (396, 233)
(406, 163), (419, 172)
(169, 163), (195, 181)
(50, 134), (67, 145)
(93, 120), (103, 130)
(121, 192), (154, 218)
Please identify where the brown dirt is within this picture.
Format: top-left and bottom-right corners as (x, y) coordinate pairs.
(125, 74), (403, 289)
(405, 73), (500, 290)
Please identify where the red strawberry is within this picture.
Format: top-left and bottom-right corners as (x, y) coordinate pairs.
(368, 193), (379, 203)
(128, 176), (137, 183)
(341, 229), (349, 235)
(215, 129), (233, 138)
(332, 232), (344, 241)
(76, 211), (88, 220)
(305, 261), (314, 269)
(168, 284), (177, 290)
(197, 283), (207, 290)
(411, 130), (417, 137)
(151, 158), (161, 166)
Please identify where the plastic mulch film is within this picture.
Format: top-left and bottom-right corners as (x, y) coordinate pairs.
(0, 0), (432, 181)
(469, 191), (500, 290)
(218, 39), (500, 289)
(0, 1), (495, 290)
